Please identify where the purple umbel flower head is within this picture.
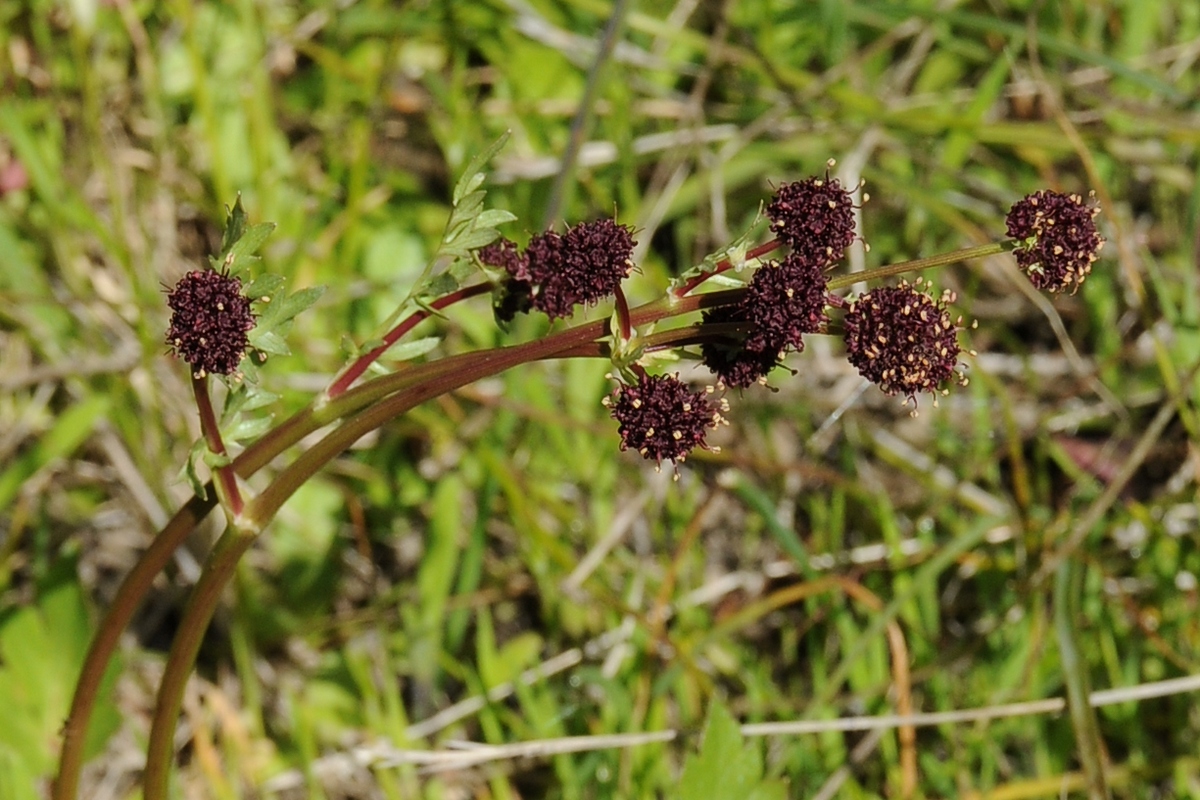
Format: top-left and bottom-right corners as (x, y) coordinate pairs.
(843, 279), (966, 405)
(165, 269), (256, 378)
(603, 373), (726, 465)
(699, 304), (781, 389)
(741, 252), (829, 354)
(767, 170), (857, 266)
(524, 219), (636, 320)
(699, 252), (829, 388)
(478, 237), (531, 282)
(1005, 190), (1104, 293)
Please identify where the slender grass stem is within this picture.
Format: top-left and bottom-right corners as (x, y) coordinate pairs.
(1054, 558), (1112, 800)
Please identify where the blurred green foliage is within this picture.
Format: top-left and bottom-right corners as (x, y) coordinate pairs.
(1, 0), (1198, 797)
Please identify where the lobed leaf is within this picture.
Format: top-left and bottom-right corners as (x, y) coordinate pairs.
(452, 130), (511, 206)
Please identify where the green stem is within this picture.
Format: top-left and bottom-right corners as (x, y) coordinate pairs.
(1054, 558), (1111, 800)
(826, 242), (1007, 291)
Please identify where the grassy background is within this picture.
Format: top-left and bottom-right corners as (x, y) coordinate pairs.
(1, 0), (1199, 797)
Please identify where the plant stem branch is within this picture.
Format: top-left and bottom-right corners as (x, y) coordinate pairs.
(827, 243), (1006, 290)
(63, 257), (964, 800)
(247, 318), (621, 529)
(142, 528), (259, 800)
(673, 239), (783, 296)
(52, 493), (217, 800)
(326, 282), (492, 398)
(192, 375), (242, 516)
(133, 300), (633, 794)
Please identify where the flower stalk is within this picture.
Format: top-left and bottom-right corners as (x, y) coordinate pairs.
(191, 376), (242, 516)
(54, 163), (1106, 799)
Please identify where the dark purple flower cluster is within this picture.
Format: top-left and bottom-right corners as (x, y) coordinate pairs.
(477, 237), (529, 281)
(843, 279), (964, 403)
(604, 373), (726, 465)
(698, 305), (782, 389)
(165, 269), (256, 378)
(700, 252), (830, 387)
(479, 238), (534, 322)
(481, 219), (636, 321)
(1005, 190), (1104, 293)
(742, 252), (830, 353)
(767, 174), (857, 265)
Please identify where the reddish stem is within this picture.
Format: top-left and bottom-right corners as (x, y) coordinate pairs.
(191, 375), (242, 516)
(613, 285), (632, 342)
(673, 239), (783, 297)
(326, 282), (493, 397)
(54, 281), (748, 800)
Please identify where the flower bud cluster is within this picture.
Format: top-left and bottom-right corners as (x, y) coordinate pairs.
(843, 279), (968, 404)
(1005, 190), (1104, 293)
(480, 219), (636, 321)
(699, 252), (830, 387)
(697, 170), (858, 389)
(165, 269), (255, 378)
(603, 373), (727, 466)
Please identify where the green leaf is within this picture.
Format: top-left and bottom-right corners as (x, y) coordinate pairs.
(213, 197), (276, 276)
(452, 130), (510, 206)
(223, 414), (274, 444)
(219, 194), (249, 258)
(239, 386), (281, 412)
(227, 222), (276, 262)
(200, 447), (232, 469)
(444, 191), (487, 239)
(222, 384), (280, 421)
(380, 335), (441, 362)
(421, 272), (462, 301)
(704, 273), (749, 288)
(259, 285), (326, 330)
(680, 703), (787, 800)
(672, 209), (766, 295)
(475, 209), (517, 228)
(242, 273), (286, 303)
(236, 353), (263, 383)
(446, 227), (501, 254)
(456, 172), (486, 205)
(178, 438), (209, 500)
(249, 328), (290, 356)
(375, 133), (510, 340)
